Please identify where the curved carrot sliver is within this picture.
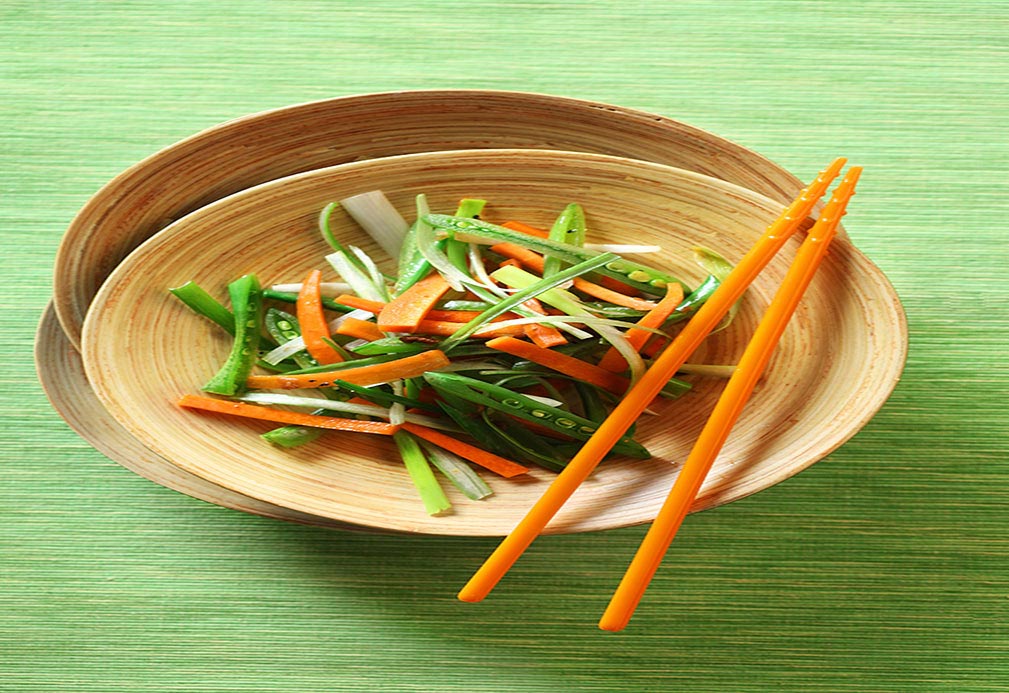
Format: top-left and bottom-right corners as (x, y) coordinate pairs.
(486, 336), (629, 395)
(177, 394), (397, 434)
(501, 220), (549, 238)
(335, 294), (386, 313)
(378, 272), (452, 332)
(335, 316), (385, 342)
(597, 283), (685, 372)
(401, 423), (529, 478)
(298, 270), (343, 364)
(246, 349), (450, 390)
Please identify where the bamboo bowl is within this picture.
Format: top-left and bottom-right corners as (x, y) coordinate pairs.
(82, 149), (906, 536)
(54, 89), (807, 352)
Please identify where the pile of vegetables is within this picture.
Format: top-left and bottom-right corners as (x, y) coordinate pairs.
(171, 193), (734, 515)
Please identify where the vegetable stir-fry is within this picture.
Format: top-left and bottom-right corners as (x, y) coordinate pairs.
(172, 193), (735, 515)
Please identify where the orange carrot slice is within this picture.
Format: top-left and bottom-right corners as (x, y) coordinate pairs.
(298, 270), (343, 364)
(401, 423), (529, 478)
(377, 272), (452, 332)
(520, 297), (567, 348)
(246, 350), (450, 389)
(177, 395), (397, 434)
(486, 336), (630, 395)
(597, 283), (686, 372)
(335, 317), (385, 342)
(501, 220), (549, 238)
(335, 294), (386, 313)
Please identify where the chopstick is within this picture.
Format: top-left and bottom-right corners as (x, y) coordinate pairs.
(457, 158), (848, 604)
(598, 166), (862, 632)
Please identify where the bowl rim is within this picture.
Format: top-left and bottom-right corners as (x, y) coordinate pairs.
(81, 147), (908, 536)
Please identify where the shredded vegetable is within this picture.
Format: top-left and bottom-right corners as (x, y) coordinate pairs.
(171, 192), (736, 515)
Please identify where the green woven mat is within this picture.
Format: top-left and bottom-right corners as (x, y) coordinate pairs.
(3, 2), (1007, 691)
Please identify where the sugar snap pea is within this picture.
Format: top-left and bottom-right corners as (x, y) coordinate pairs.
(202, 274), (262, 397)
(423, 372), (650, 459)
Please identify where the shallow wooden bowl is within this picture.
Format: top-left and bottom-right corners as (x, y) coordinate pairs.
(82, 149), (906, 536)
(55, 89), (807, 351)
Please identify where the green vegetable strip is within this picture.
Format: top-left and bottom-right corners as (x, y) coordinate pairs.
(332, 379), (439, 412)
(261, 421), (325, 448)
(480, 410), (567, 472)
(318, 202), (346, 253)
(264, 308), (318, 370)
(423, 372), (650, 458)
(574, 381), (607, 424)
(444, 198), (486, 274)
(433, 391), (515, 458)
(202, 274), (262, 396)
(350, 337), (429, 356)
(455, 198), (487, 219)
(280, 353), (402, 376)
(393, 431), (451, 516)
(439, 300), (494, 311)
(169, 281), (235, 335)
(261, 290), (355, 313)
(425, 214), (688, 296)
(417, 442), (493, 501)
(543, 203), (585, 278)
(438, 252), (616, 352)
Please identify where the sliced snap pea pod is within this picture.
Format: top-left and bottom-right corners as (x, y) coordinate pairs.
(169, 281), (235, 335)
(261, 289), (355, 314)
(203, 274), (262, 396)
(350, 337), (430, 357)
(433, 389), (516, 457)
(423, 372), (650, 459)
(264, 308), (318, 370)
(480, 410), (567, 472)
(332, 379), (439, 413)
(574, 381), (607, 424)
(261, 416), (326, 448)
(425, 214), (689, 297)
(543, 203), (586, 277)
(581, 302), (649, 319)
(280, 353), (402, 376)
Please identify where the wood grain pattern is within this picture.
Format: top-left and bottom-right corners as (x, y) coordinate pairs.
(81, 150), (904, 535)
(5, 1), (1008, 691)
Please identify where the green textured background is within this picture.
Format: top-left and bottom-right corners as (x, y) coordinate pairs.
(4, 2), (1007, 691)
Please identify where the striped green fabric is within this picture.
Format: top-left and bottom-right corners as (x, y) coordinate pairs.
(3, 1), (1007, 690)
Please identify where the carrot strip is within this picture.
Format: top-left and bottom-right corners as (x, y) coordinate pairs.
(177, 394), (397, 434)
(489, 243), (656, 310)
(377, 272), (452, 331)
(401, 423), (529, 478)
(501, 220), (549, 238)
(571, 278), (656, 310)
(486, 336), (629, 395)
(597, 283), (686, 372)
(335, 317), (385, 342)
(247, 350), (450, 389)
(456, 157), (848, 605)
(335, 294), (386, 313)
(298, 270), (343, 364)
(521, 297), (567, 348)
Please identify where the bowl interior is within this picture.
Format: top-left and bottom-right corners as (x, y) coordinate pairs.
(82, 149), (906, 536)
(56, 89), (805, 350)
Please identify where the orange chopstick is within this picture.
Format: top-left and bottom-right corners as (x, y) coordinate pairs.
(457, 158), (848, 604)
(599, 166), (862, 631)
